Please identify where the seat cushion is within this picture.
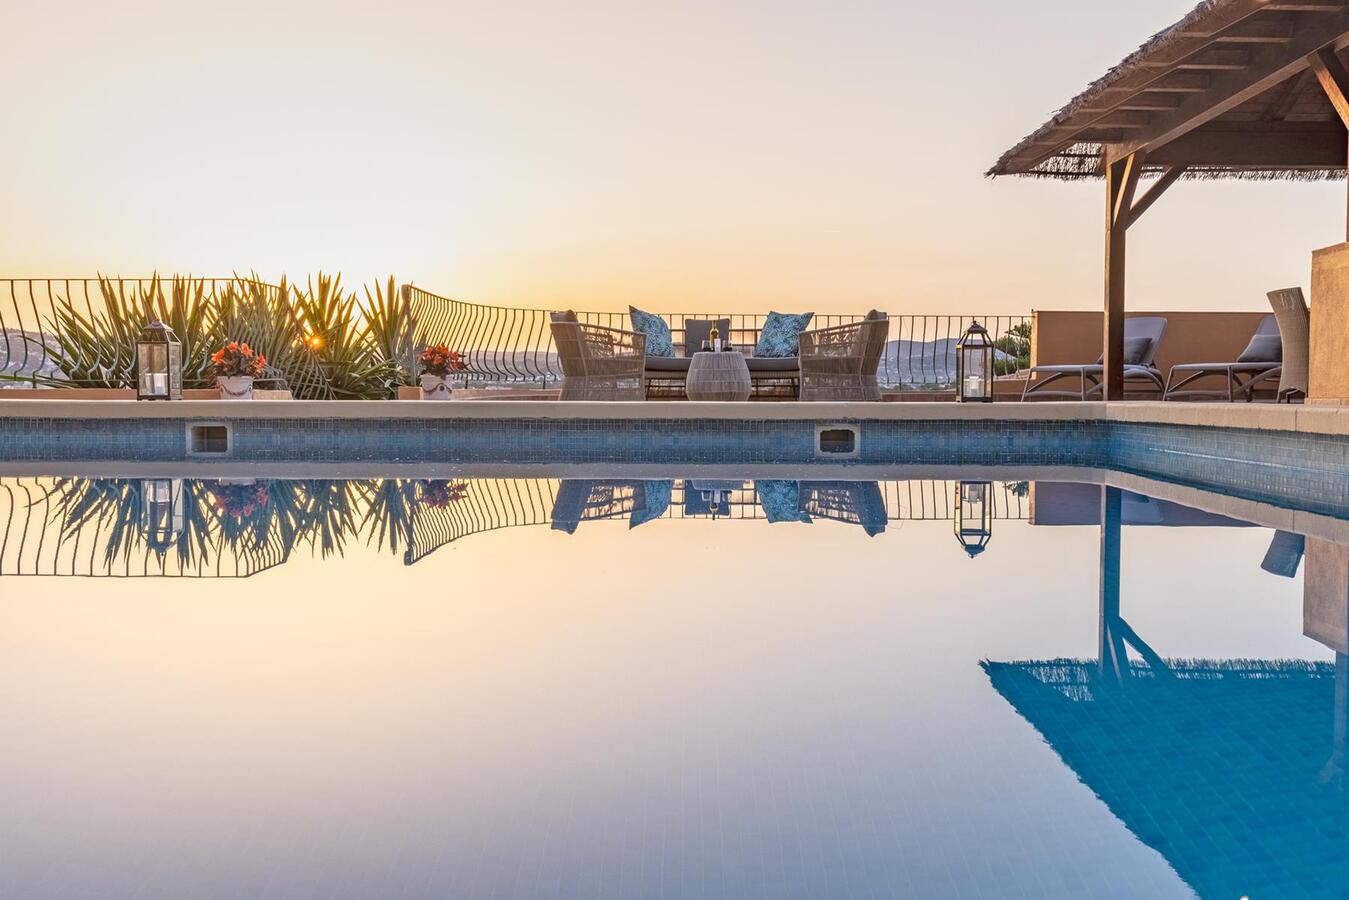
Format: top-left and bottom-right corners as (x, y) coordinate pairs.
(1238, 333), (1282, 363)
(754, 311), (814, 358)
(683, 318), (731, 356)
(549, 309), (578, 323)
(644, 356), (692, 373)
(629, 306), (675, 358)
(746, 356), (799, 373)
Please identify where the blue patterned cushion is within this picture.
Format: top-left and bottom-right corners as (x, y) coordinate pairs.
(754, 311), (814, 358)
(756, 480), (811, 524)
(629, 306), (675, 358)
(629, 481), (672, 529)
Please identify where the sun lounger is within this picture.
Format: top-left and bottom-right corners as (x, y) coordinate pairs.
(1021, 316), (1167, 401)
(1163, 314), (1281, 401)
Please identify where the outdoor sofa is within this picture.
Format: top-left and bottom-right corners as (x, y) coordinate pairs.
(549, 310), (889, 400)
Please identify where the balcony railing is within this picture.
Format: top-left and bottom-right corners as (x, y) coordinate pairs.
(404, 286), (1030, 389)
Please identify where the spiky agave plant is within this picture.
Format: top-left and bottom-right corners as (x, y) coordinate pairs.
(32, 275), (218, 388)
(46, 477), (216, 569)
(292, 273), (402, 399)
(360, 276), (417, 390)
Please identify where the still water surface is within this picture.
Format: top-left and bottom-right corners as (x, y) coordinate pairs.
(0, 475), (1340, 899)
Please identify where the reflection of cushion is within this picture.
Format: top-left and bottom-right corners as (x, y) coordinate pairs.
(1238, 333), (1282, 363)
(629, 481), (672, 529)
(629, 306), (675, 357)
(644, 356), (692, 373)
(756, 480), (811, 523)
(755, 311), (814, 358)
(683, 318), (731, 356)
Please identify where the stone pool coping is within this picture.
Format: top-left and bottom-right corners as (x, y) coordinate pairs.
(1, 398), (1347, 436)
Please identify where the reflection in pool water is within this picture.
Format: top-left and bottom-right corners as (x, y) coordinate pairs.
(0, 474), (1345, 898)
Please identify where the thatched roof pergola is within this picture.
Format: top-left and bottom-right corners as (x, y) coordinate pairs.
(991, 0), (1349, 398)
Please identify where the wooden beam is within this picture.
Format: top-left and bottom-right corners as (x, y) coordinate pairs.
(1124, 166), (1186, 230)
(1311, 46), (1349, 126)
(1105, 12), (1349, 165)
(1147, 123), (1348, 166)
(1262, 68), (1314, 119)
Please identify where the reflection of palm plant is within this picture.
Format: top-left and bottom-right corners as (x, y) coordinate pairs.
(360, 478), (419, 555)
(47, 477), (214, 567)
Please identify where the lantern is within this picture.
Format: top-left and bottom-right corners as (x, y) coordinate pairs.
(953, 480), (992, 558)
(136, 320), (183, 400)
(955, 320), (994, 403)
(142, 478), (184, 551)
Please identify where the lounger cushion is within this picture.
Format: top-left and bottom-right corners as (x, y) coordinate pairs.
(629, 306), (676, 357)
(1091, 337), (1153, 366)
(755, 311), (814, 358)
(745, 356), (799, 373)
(644, 356), (692, 373)
(683, 318), (732, 356)
(1238, 334), (1282, 363)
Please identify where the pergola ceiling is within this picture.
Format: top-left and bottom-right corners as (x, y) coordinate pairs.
(990, 0), (1349, 179)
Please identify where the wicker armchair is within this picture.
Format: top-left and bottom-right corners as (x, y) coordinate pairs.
(549, 312), (647, 400)
(1267, 287), (1309, 402)
(797, 312), (889, 401)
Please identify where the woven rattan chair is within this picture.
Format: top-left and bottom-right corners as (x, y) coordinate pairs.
(550, 312), (647, 400)
(1267, 287), (1309, 403)
(798, 312), (889, 401)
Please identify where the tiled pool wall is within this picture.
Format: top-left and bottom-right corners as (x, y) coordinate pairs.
(0, 414), (1345, 515)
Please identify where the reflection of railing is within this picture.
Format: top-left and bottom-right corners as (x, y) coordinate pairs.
(0, 277), (332, 397)
(0, 477), (1032, 577)
(403, 285), (1030, 389)
(0, 478), (291, 577)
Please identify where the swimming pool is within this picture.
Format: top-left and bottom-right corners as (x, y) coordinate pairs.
(0, 465), (1345, 899)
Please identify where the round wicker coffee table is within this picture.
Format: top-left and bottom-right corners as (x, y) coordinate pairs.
(686, 351), (751, 401)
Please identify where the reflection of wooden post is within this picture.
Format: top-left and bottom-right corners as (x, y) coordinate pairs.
(1304, 537), (1349, 786)
(1099, 486), (1126, 679)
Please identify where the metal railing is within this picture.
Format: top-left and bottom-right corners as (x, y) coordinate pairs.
(0, 277), (333, 398)
(403, 285), (1030, 389)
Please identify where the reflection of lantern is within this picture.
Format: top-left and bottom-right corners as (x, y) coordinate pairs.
(143, 478), (184, 551)
(136, 321), (183, 400)
(954, 480), (992, 558)
(955, 321), (994, 403)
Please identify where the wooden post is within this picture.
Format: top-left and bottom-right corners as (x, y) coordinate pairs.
(1103, 153), (1143, 401)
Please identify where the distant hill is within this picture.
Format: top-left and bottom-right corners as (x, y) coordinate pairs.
(1, 330), (62, 383)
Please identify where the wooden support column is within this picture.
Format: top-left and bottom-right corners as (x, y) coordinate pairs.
(1103, 152), (1143, 401)
(1310, 46), (1349, 239)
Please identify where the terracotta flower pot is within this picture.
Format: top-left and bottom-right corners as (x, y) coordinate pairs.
(420, 374), (453, 400)
(217, 375), (254, 400)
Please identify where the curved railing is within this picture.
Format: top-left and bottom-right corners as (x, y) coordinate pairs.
(0, 276), (334, 397)
(403, 285), (1031, 389)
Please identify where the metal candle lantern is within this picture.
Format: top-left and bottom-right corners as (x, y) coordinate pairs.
(953, 480), (993, 558)
(142, 478), (184, 551)
(955, 321), (994, 403)
(136, 320), (183, 401)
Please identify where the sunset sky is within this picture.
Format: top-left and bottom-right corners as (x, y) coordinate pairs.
(3, 0), (1345, 315)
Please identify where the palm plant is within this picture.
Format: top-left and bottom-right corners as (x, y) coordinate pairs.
(361, 276), (417, 390)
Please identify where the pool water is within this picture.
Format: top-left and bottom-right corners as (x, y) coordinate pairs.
(0, 474), (1343, 899)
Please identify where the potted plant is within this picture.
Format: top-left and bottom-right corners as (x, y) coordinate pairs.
(418, 479), (469, 507)
(210, 341), (267, 400)
(417, 344), (466, 400)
